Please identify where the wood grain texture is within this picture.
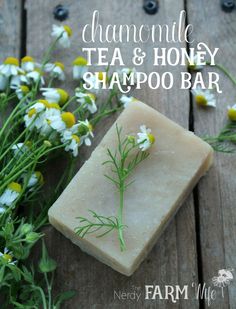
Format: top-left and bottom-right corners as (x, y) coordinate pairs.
(187, 1), (236, 308)
(25, 0), (199, 307)
(0, 0), (22, 305)
(0, 0), (22, 61)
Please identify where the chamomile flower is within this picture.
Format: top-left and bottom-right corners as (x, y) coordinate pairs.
(137, 125), (155, 151)
(51, 24), (72, 48)
(21, 56), (36, 72)
(188, 54), (204, 71)
(41, 88), (69, 106)
(120, 95), (138, 108)
(0, 74), (8, 91)
(27, 171), (44, 188)
(0, 57), (23, 77)
(39, 103), (61, 135)
(75, 90), (97, 114)
(118, 67), (137, 84)
(61, 130), (82, 157)
(77, 119), (94, 146)
(0, 182), (22, 210)
(10, 72), (28, 88)
(191, 87), (216, 108)
(227, 104), (236, 121)
(49, 111), (76, 133)
(24, 100), (47, 129)
(12, 85), (30, 100)
(0, 248), (16, 265)
(27, 69), (45, 85)
(85, 72), (106, 94)
(72, 56), (88, 80)
(44, 62), (65, 81)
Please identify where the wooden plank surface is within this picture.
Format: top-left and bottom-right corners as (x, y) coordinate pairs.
(0, 0), (22, 305)
(25, 0), (200, 308)
(187, 1), (236, 308)
(0, 0), (22, 61)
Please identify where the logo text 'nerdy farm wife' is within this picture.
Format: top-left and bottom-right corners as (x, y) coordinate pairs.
(114, 269), (234, 307)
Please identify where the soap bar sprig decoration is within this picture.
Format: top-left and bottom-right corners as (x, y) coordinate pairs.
(75, 124), (155, 251)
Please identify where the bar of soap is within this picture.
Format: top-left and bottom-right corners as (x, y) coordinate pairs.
(48, 101), (213, 276)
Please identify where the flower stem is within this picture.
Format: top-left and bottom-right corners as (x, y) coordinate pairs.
(118, 184), (126, 251)
(206, 62), (236, 86)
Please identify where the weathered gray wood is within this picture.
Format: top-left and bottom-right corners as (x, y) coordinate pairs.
(187, 1), (236, 308)
(26, 0), (199, 307)
(0, 0), (22, 305)
(0, 0), (22, 61)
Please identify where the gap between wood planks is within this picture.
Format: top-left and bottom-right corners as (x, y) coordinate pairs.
(184, 1), (205, 308)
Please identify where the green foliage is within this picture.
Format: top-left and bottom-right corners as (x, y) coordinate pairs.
(75, 125), (150, 251)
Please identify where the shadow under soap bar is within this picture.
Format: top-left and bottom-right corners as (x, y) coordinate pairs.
(48, 101), (213, 276)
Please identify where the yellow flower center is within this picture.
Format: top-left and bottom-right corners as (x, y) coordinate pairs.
(25, 141), (32, 148)
(34, 68), (43, 75)
(228, 108), (236, 121)
(54, 62), (65, 70)
(48, 102), (60, 110)
(21, 56), (34, 63)
(56, 89), (69, 105)
(72, 135), (81, 143)
(63, 25), (72, 37)
(88, 123), (93, 132)
(148, 133), (155, 144)
(4, 57), (19, 66)
(87, 93), (96, 101)
(38, 99), (50, 108)
(28, 108), (37, 118)
(8, 182), (22, 193)
(3, 253), (13, 262)
(195, 95), (207, 106)
(98, 71), (106, 81)
(73, 56), (88, 66)
(46, 119), (51, 125)
(35, 171), (44, 184)
(20, 85), (30, 94)
(61, 112), (76, 128)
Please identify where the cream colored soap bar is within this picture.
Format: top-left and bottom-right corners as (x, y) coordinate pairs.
(48, 101), (213, 276)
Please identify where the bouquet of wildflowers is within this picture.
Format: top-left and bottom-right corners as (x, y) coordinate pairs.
(0, 24), (129, 308)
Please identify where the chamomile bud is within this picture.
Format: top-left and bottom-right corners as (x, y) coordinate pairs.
(25, 232), (41, 243)
(227, 104), (236, 121)
(73, 56), (88, 80)
(51, 24), (72, 48)
(20, 223), (33, 235)
(44, 140), (52, 147)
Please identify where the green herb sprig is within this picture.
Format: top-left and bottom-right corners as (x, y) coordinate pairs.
(75, 125), (151, 251)
(203, 122), (236, 153)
